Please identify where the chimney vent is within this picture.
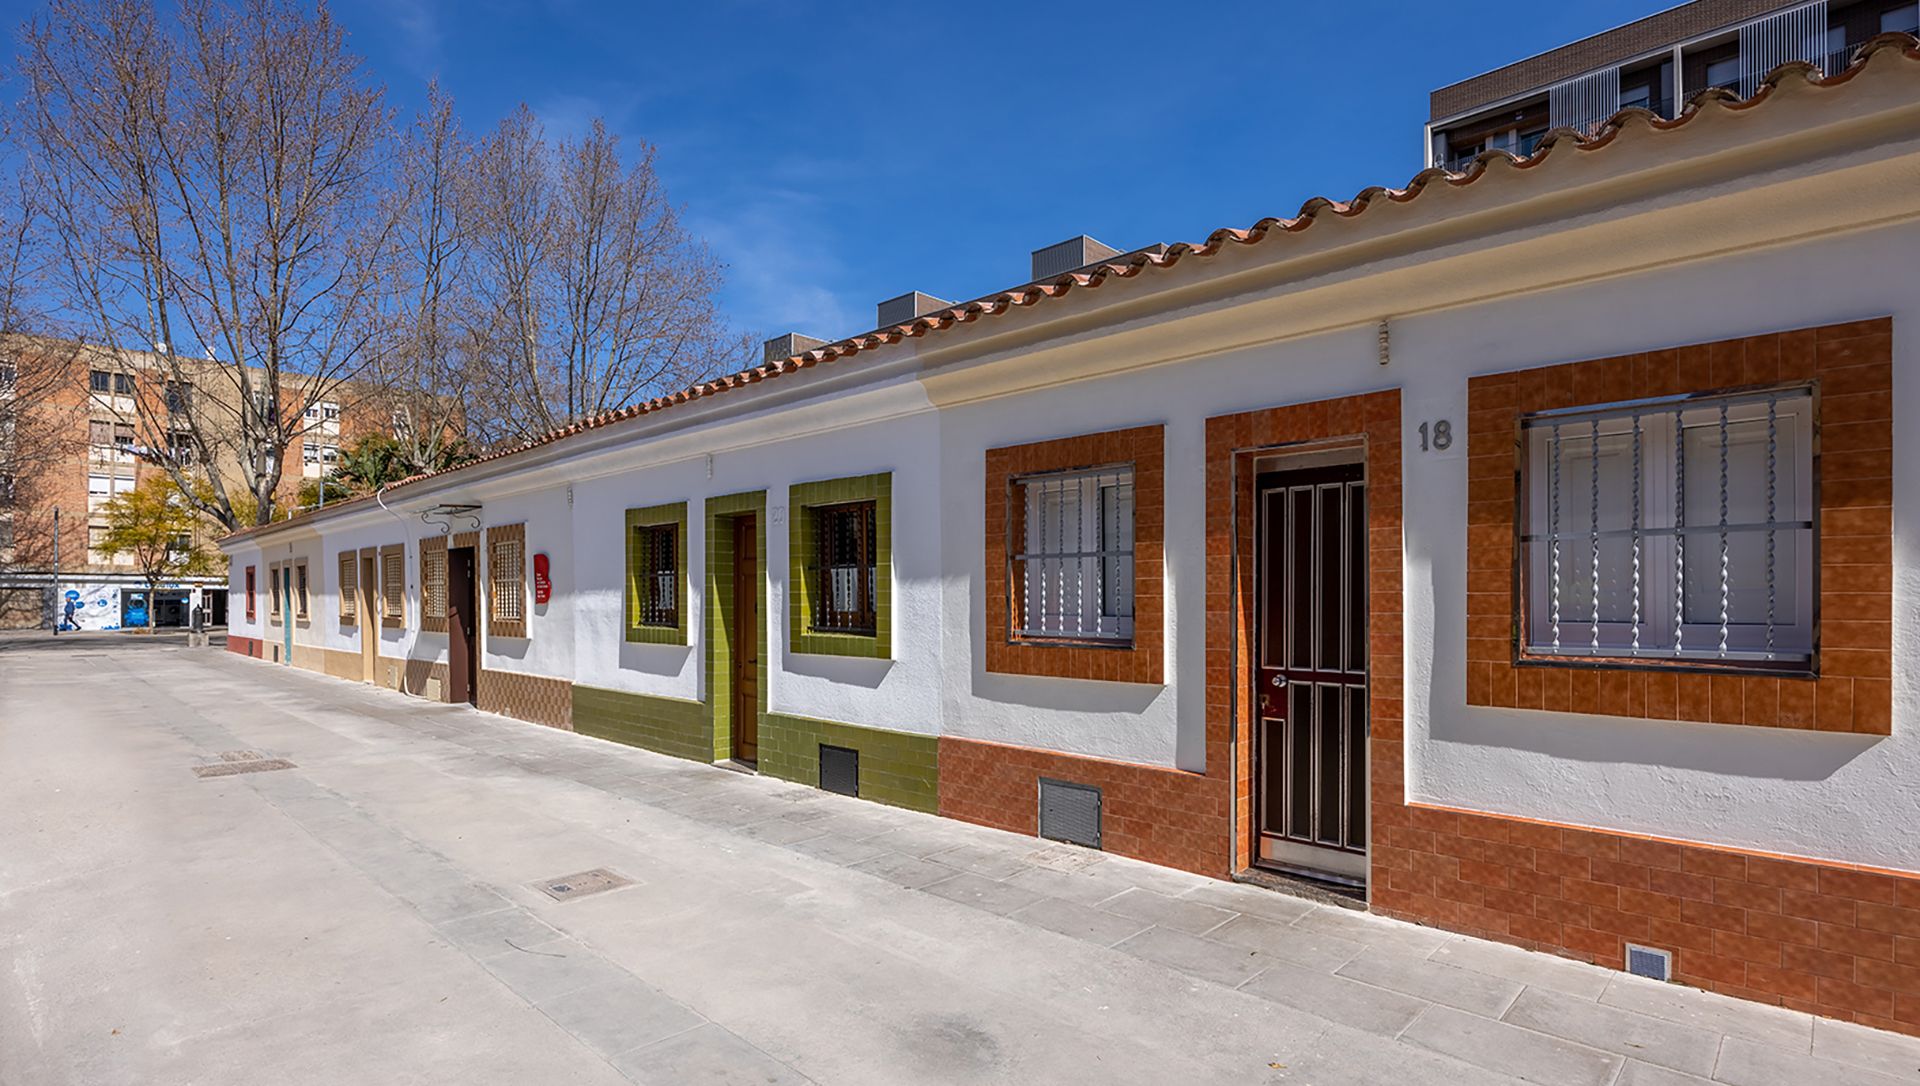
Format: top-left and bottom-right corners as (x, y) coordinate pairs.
(876, 291), (954, 329)
(1031, 235), (1123, 281)
(762, 332), (825, 364)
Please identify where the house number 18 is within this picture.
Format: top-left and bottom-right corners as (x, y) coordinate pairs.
(1418, 419), (1453, 452)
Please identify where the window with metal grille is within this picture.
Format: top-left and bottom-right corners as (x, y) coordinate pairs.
(422, 546), (448, 619)
(1009, 466), (1134, 643)
(339, 552), (358, 621)
(382, 549), (404, 622)
(295, 562), (309, 619)
(635, 523), (678, 628)
(1519, 385), (1815, 670)
(812, 501), (875, 635)
(269, 564), (283, 619)
(491, 537), (525, 623)
(245, 566), (256, 620)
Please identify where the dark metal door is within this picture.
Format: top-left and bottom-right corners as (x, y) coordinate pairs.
(448, 547), (478, 705)
(732, 516), (759, 762)
(1254, 462), (1368, 880)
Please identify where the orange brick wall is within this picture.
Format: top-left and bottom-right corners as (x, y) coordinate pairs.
(938, 736), (1228, 877)
(1373, 805), (1920, 1034)
(1465, 318), (1893, 734)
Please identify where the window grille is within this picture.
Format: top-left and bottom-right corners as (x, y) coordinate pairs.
(382, 549), (404, 622)
(295, 563), (309, 619)
(812, 501), (876, 635)
(1519, 385), (1815, 669)
(1009, 466), (1135, 643)
(339, 553), (358, 620)
(269, 565), (283, 619)
(636, 524), (678, 628)
(245, 567), (256, 620)
(491, 537), (525, 622)
(423, 546), (448, 619)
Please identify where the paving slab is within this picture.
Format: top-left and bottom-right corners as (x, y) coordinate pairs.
(1334, 946), (1525, 1018)
(1712, 1035), (1913, 1086)
(1114, 926), (1267, 988)
(1400, 1004), (1623, 1086)
(1501, 986), (1722, 1077)
(1238, 960), (1431, 1037)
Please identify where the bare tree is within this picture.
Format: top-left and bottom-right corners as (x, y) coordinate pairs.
(18, 0), (395, 529)
(0, 173), (85, 622)
(367, 83), (476, 474)
(466, 108), (739, 444)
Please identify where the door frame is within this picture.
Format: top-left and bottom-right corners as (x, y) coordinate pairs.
(447, 545), (479, 705)
(1251, 455), (1370, 885)
(1206, 389), (1402, 895)
(358, 552), (378, 682)
(731, 514), (760, 763)
(280, 566), (293, 664)
(703, 491), (767, 765)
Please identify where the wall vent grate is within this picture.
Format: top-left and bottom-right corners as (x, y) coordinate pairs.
(1038, 778), (1102, 849)
(1626, 944), (1673, 982)
(819, 745), (859, 797)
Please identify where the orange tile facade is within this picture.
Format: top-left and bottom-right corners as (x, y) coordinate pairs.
(1465, 319), (1894, 734)
(1373, 804), (1920, 1034)
(982, 425), (1165, 684)
(1204, 390), (1403, 874)
(937, 736), (1228, 877)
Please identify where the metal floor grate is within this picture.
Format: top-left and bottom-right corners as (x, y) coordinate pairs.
(192, 755), (296, 778)
(531, 868), (634, 902)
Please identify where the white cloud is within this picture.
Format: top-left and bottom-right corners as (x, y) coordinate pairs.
(689, 186), (862, 346)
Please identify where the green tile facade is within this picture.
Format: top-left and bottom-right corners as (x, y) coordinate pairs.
(705, 490), (767, 762)
(758, 712), (939, 814)
(571, 683), (710, 761)
(788, 472), (892, 659)
(624, 502), (689, 645)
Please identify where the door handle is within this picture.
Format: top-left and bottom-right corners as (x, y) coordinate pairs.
(1269, 674), (1288, 689)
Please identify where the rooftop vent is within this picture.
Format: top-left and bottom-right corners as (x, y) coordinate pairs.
(876, 291), (953, 329)
(762, 332), (825, 364)
(1031, 235), (1122, 281)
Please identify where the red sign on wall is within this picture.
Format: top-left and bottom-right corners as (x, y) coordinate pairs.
(533, 553), (552, 605)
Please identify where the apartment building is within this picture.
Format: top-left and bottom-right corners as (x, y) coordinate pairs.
(1428, 0), (1919, 169)
(0, 342), (395, 630)
(221, 37), (1920, 1033)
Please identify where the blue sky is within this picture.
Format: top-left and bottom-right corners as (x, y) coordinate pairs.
(12, 0), (1659, 352)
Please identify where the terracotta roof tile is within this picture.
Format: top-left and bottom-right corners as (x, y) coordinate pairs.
(221, 35), (1920, 547)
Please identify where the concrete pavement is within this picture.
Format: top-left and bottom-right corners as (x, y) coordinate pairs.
(3, 640), (1917, 1084)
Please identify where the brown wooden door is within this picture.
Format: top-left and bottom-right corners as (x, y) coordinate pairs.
(1254, 462), (1369, 883)
(732, 516), (759, 762)
(359, 554), (378, 682)
(447, 546), (478, 705)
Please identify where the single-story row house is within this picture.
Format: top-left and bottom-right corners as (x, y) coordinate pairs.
(222, 38), (1920, 1033)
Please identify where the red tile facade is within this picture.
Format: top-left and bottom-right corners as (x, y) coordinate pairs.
(1373, 805), (1920, 1034)
(226, 634), (261, 659)
(1465, 319), (1894, 733)
(938, 736), (1227, 877)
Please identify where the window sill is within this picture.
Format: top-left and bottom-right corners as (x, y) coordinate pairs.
(1514, 652), (1815, 680)
(791, 628), (888, 660)
(626, 623), (687, 646)
(1007, 636), (1136, 652)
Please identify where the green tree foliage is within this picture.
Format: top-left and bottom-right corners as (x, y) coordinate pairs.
(96, 478), (220, 628)
(295, 433), (476, 509)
